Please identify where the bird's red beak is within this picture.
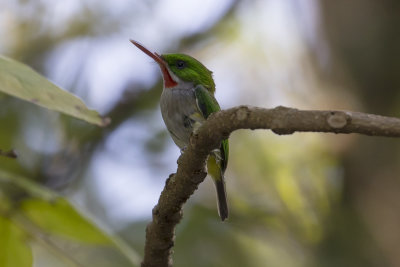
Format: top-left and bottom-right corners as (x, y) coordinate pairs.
(130, 39), (177, 88)
(130, 39), (164, 66)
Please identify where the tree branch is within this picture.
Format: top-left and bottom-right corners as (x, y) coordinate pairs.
(141, 105), (400, 267)
(0, 149), (17, 158)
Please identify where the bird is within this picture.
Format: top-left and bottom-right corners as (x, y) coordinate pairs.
(130, 40), (229, 221)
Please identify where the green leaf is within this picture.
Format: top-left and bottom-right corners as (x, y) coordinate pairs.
(0, 170), (140, 266)
(0, 216), (33, 267)
(21, 198), (110, 244)
(0, 55), (109, 127)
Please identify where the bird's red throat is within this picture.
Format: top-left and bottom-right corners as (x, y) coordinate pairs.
(159, 64), (177, 88)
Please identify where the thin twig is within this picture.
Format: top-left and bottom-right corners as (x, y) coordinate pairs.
(0, 149), (17, 158)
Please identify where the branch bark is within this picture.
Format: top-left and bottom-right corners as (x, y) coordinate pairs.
(141, 105), (400, 267)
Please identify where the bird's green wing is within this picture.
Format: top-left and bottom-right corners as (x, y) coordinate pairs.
(194, 85), (229, 173)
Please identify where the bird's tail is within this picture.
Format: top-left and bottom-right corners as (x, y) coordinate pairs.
(214, 178), (228, 221)
(207, 155), (228, 221)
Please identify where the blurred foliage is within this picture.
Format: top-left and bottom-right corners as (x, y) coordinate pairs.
(1, 0), (400, 266)
(0, 169), (139, 267)
(0, 215), (32, 267)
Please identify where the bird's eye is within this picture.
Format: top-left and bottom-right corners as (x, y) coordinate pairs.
(176, 60), (186, 69)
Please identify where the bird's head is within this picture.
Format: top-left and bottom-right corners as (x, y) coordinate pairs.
(130, 40), (215, 92)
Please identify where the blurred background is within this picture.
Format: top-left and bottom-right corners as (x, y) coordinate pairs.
(1, 0), (400, 266)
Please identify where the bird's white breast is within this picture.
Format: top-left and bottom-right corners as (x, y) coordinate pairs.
(160, 86), (204, 149)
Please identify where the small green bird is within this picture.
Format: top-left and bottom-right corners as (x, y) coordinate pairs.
(130, 40), (229, 221)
